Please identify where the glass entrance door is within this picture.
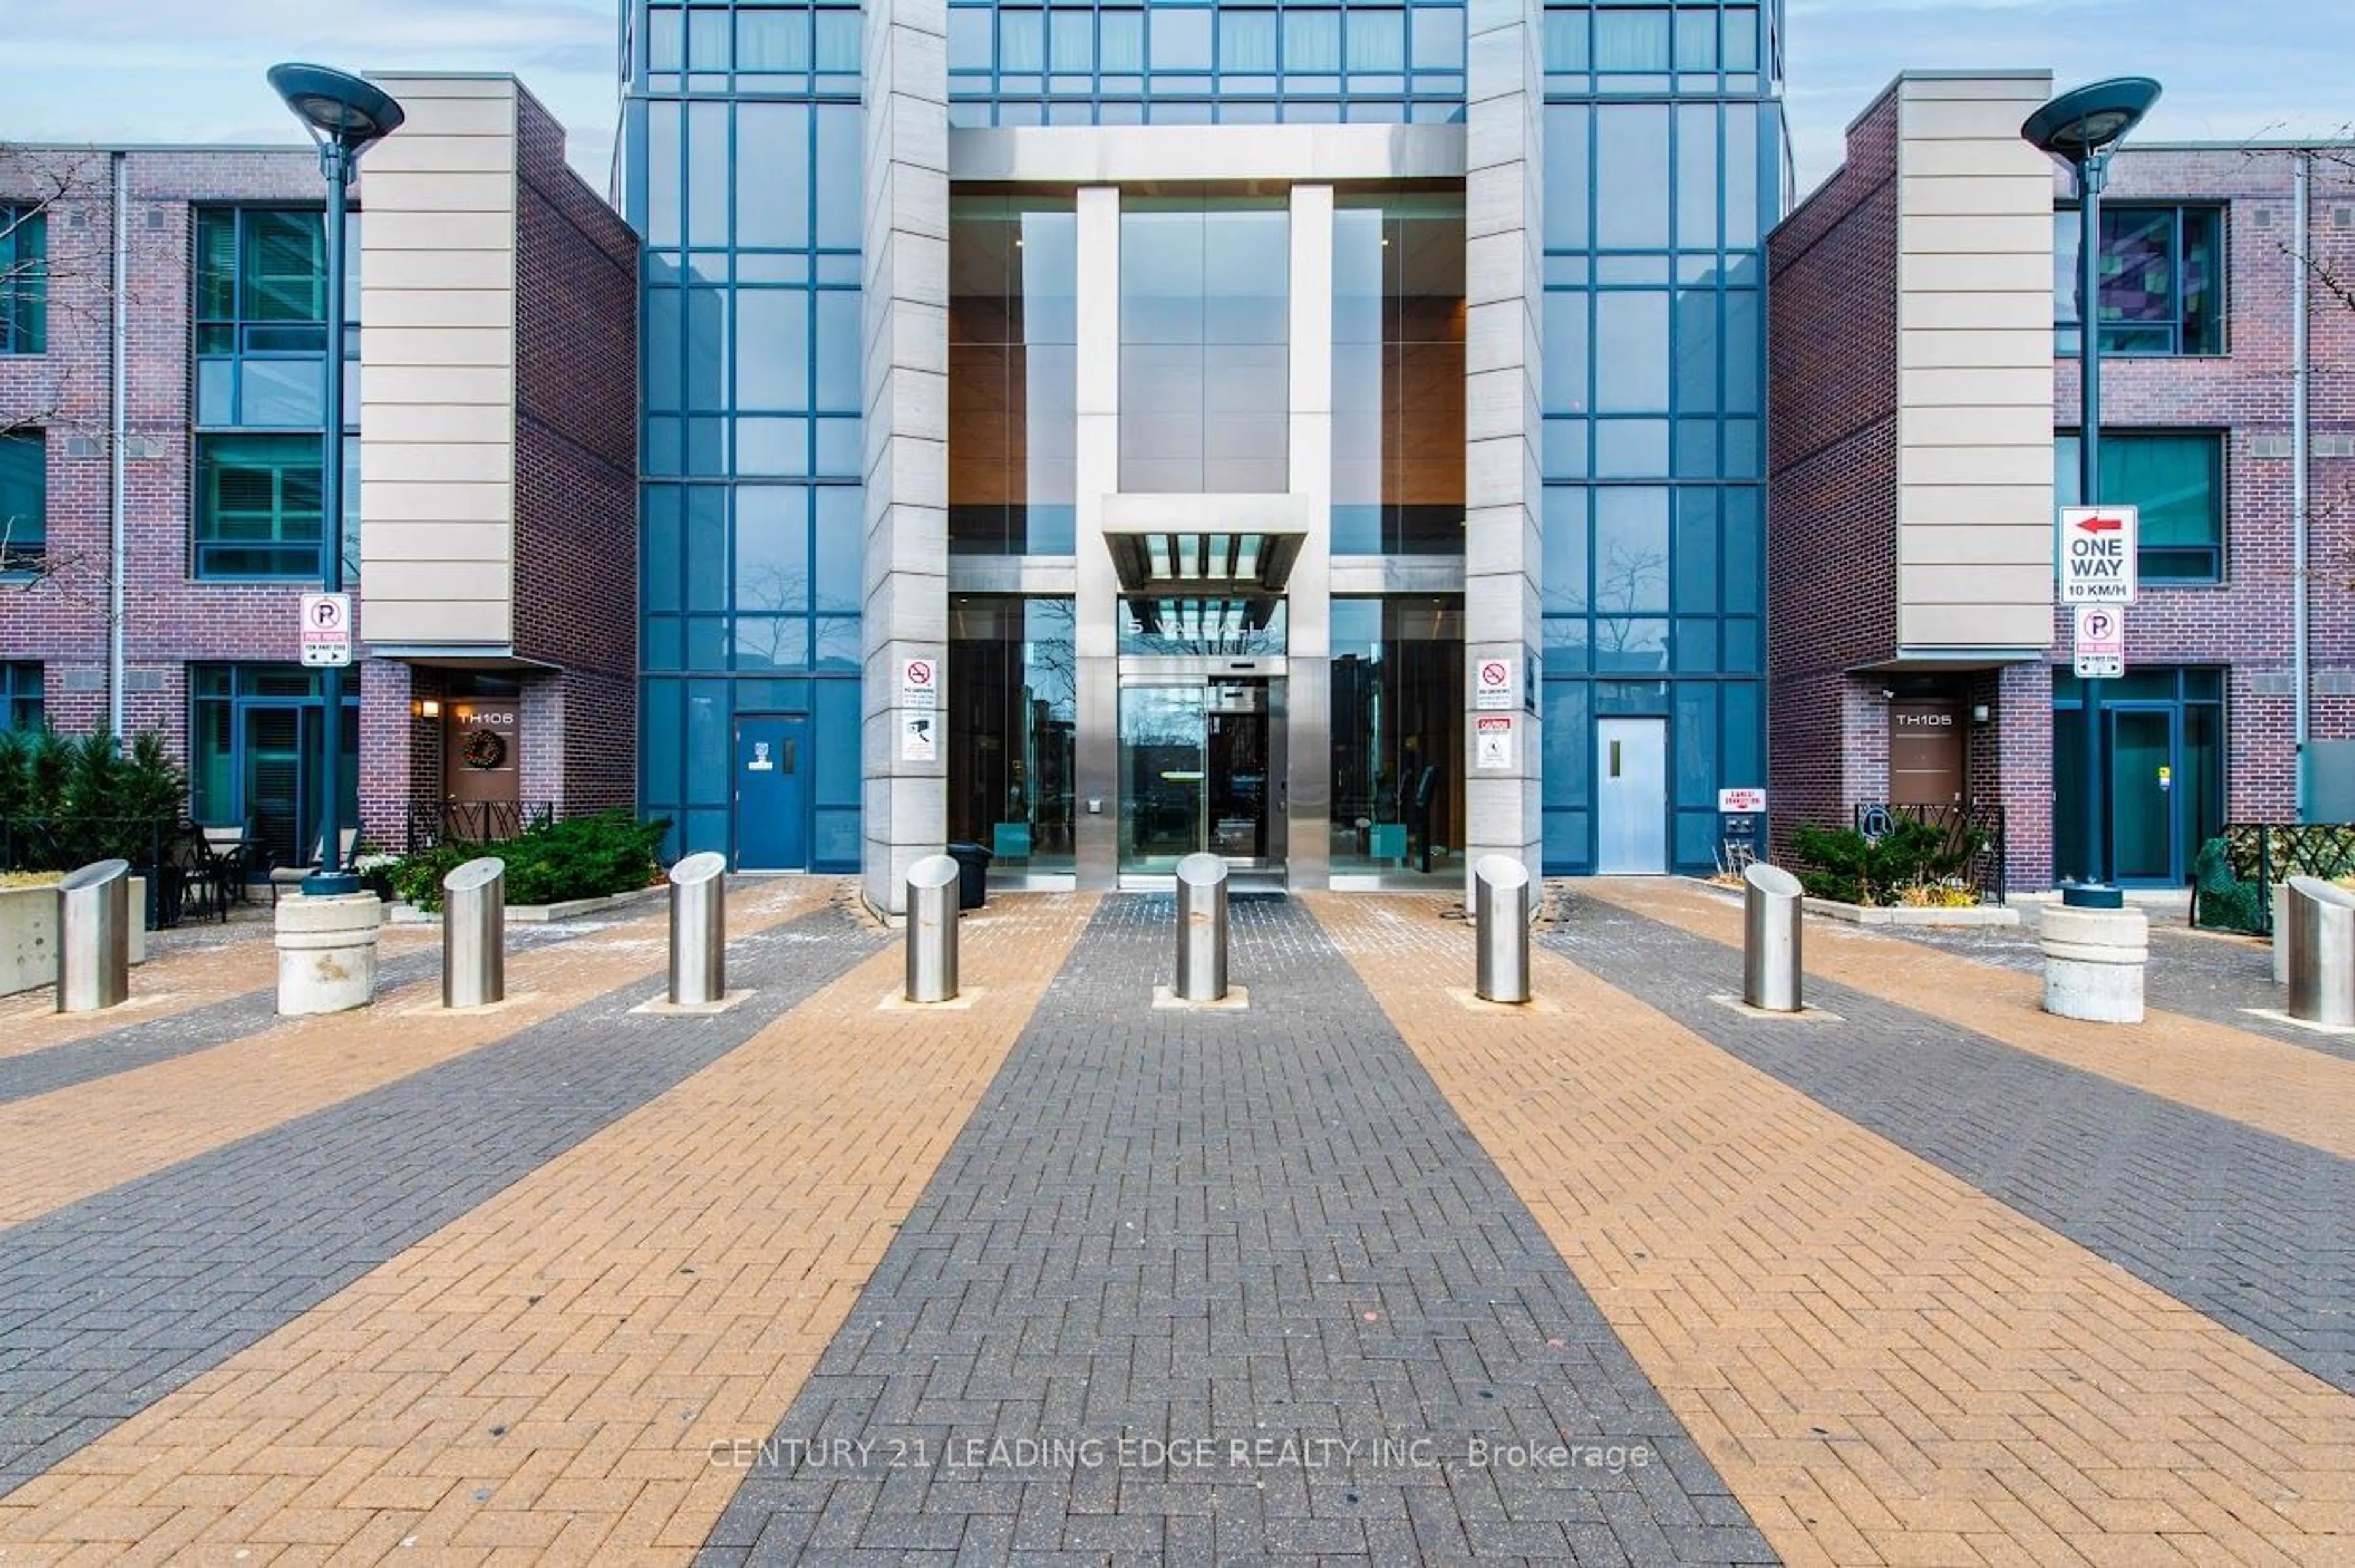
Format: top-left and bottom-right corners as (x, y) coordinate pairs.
(1119, 679), (1279, 874)
(1120, 685), (1206, 874)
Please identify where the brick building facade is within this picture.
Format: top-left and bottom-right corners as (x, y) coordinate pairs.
(0, 75), (636, 877)
(1767, 71), (2355, 892)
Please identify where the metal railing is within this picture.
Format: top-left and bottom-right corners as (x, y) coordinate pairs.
(2, 817), (177, 927)
(402, 800), (555, 854)
(1850, 801), (2008, 904)
(2192, 823), (2355, 936)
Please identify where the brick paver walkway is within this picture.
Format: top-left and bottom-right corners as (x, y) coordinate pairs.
(0, 880), (2345, 1566)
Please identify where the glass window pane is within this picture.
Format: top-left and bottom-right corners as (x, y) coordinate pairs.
(735, 485), (810, 614)
(1594, 10), (1669, 71)
(1411, 7), (1463, 69)
(686, 485), (728, 611)
(814, 289), (861, 411)
(814, 9), (859, 71)
(1542, 487), (1588, 613)
(813, 486), (862, 612)
(1596, 105), (1672, 249)
(647, 101), (681, 248)
(1150, 8), (1209, 70)
(1543, 109), (1590, 252)
(738, 8), (810, 71)
(1542, 290), (1590, 413)
(1676, 105), (1718, 251)
(647, 7), (684, 72)
(1721, 7), (1760, 71)
(1542, 10), (1588, 72)
(687, 7), (730, 70)
(1100, 11), (1144, 72)
(1001, 9), (1045, 72)
(1346, 9), (1405, 72)
(948, 7), (990, 71)
(1723, 104), (1759, 249)
(813, 106), (862, 248)
(1595, 291), (1669, 411)
(1594, 488), (1669, 612)
(1673, 488), (1716, 612)
(735, 103), (810, 248)
(1674, 9), (1718, 71)
(1284, 10), (1341, 72)
(687, 102), (730, 248)
(736, 289), (808, 410)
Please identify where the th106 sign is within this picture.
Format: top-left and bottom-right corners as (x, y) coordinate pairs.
(2059, 505), (2137, 605)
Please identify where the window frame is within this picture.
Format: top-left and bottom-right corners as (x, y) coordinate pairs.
(191, 205), (358, 583)
(0, 662), (40, 732)
(2054, 202), (2226, 359)
(0, 204), (46, 356)
(2054, 427), (2227, 586)
(0, 428), (44, 575)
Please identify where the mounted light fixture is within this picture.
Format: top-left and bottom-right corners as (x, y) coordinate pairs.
(412, 697), (442, 721)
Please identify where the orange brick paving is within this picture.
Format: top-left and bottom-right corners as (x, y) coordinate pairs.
(1309, 894), (2355, 1568)
(0, 880), (833, 1230)
(0, 924), (439, 1061)
(0, 894), (1093, 1565)
(1582, 876), (2355, 1165)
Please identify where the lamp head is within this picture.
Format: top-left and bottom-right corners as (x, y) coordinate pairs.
(2021, 77), (2162, 165)
(267, 63), (406, 154)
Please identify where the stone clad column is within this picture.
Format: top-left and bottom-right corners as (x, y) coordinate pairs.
(1287, 183), (1334, 891)
(1072, 186), (1122, 891)
(1462, 0), (1545, 893)
(860, 0), (951, 916)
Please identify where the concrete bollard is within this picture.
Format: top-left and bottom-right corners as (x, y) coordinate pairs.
(1174, 852), (1228, 1003)
(2284, 874), (2355, 1027)
(905, 853), (961, 1003)
(2039, 903), (2148, 1024)
(667, 851), (728, 1006)
(275, 891), (382, 1016)
(55, 858), (131, 1014)
(1472, 854), (1531, 1004)
(442, 857), (507, 1009)
(1742, 862), (1804, 1013)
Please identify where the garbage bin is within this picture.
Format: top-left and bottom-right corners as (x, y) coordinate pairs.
(946, 842), (992, 910)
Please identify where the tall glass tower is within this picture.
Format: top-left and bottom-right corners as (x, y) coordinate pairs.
(618, 0), (1786, 903)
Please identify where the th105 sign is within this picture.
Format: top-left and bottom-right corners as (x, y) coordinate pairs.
(2058, 505), (2137, 605)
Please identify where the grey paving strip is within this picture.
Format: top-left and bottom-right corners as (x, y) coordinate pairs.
(0, 920), (588, 1106)
(701, 895), (1775, 1567)
(1881, 912), (2355, 1062)
(1542, 898), (2355, 1393)
(0, 905), (888, 1497)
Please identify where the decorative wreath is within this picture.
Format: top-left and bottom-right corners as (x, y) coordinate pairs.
(460, 728), (508, 770)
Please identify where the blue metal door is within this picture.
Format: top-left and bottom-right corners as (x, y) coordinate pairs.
(734, 716), (808, 871)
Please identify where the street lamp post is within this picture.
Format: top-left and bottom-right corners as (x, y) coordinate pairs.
(267, 64), (405, 897)
(2023, 77), (2161, 912)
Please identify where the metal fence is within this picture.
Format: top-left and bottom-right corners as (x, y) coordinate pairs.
(402, 800), (555, 854)
(1, 817), (181, 927)
(2191, 823), (2355, 936)
(1850, 801), (2009, 904)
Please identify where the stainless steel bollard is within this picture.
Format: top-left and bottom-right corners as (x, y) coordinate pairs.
(1174, 852), (1229, 1003)
(1742, 862), (1806, 1012)
(668, 851), (729, 1006)
(1472, 854), (1531, 1004)
(2284, 874), (2355, 1027)
(905, 854), (961, 1003)
(56, 858), (131, 1014)
(442, 857), (507, 1009)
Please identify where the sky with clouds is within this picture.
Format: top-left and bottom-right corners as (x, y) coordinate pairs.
(1, 0), (2346, 201)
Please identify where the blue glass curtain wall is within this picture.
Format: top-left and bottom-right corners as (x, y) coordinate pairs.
(1539, 1), (1782, 874)
(944, 0), (1469, 127)
(627, 0), (864, 868)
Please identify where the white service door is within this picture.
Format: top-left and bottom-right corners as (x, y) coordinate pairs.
(1595, 717), (1668, 874)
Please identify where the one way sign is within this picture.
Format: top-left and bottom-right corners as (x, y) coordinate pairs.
(2058, 505), (2138, 605)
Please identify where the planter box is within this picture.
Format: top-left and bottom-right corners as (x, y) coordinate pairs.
(1, 878), (151, 998)
(1801, 897), (2020, 927)
(385, 882), (668, 927)
(1686, 878), (2020, 928)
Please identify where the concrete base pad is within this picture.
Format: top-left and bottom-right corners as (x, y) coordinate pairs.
(275, 893), (384, 1016)
(1709, 993), (1842, 1023)
(1444, 986), (1566, 1014)
(629, 989), (754, 1017)
(399, 992), (540, 1018)
(2242, 1006), (2355, 1038)
(1153, 984), (1250, 1012)
(878, 987), (984, 1012)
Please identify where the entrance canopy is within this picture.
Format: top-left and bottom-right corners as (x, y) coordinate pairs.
(1100, 492), (1310, 593)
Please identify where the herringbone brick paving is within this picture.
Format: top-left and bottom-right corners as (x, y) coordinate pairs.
(1565, 884), (2355, 1389)
(0, 887), (873, 1504)
(1588, 878), (2355, 1145)
(701, 896), (1773, 1567)
(0, 882), (2345, 1565)
(0, 895), (1091, 1564)
(1314, 893), (2355, 1568)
